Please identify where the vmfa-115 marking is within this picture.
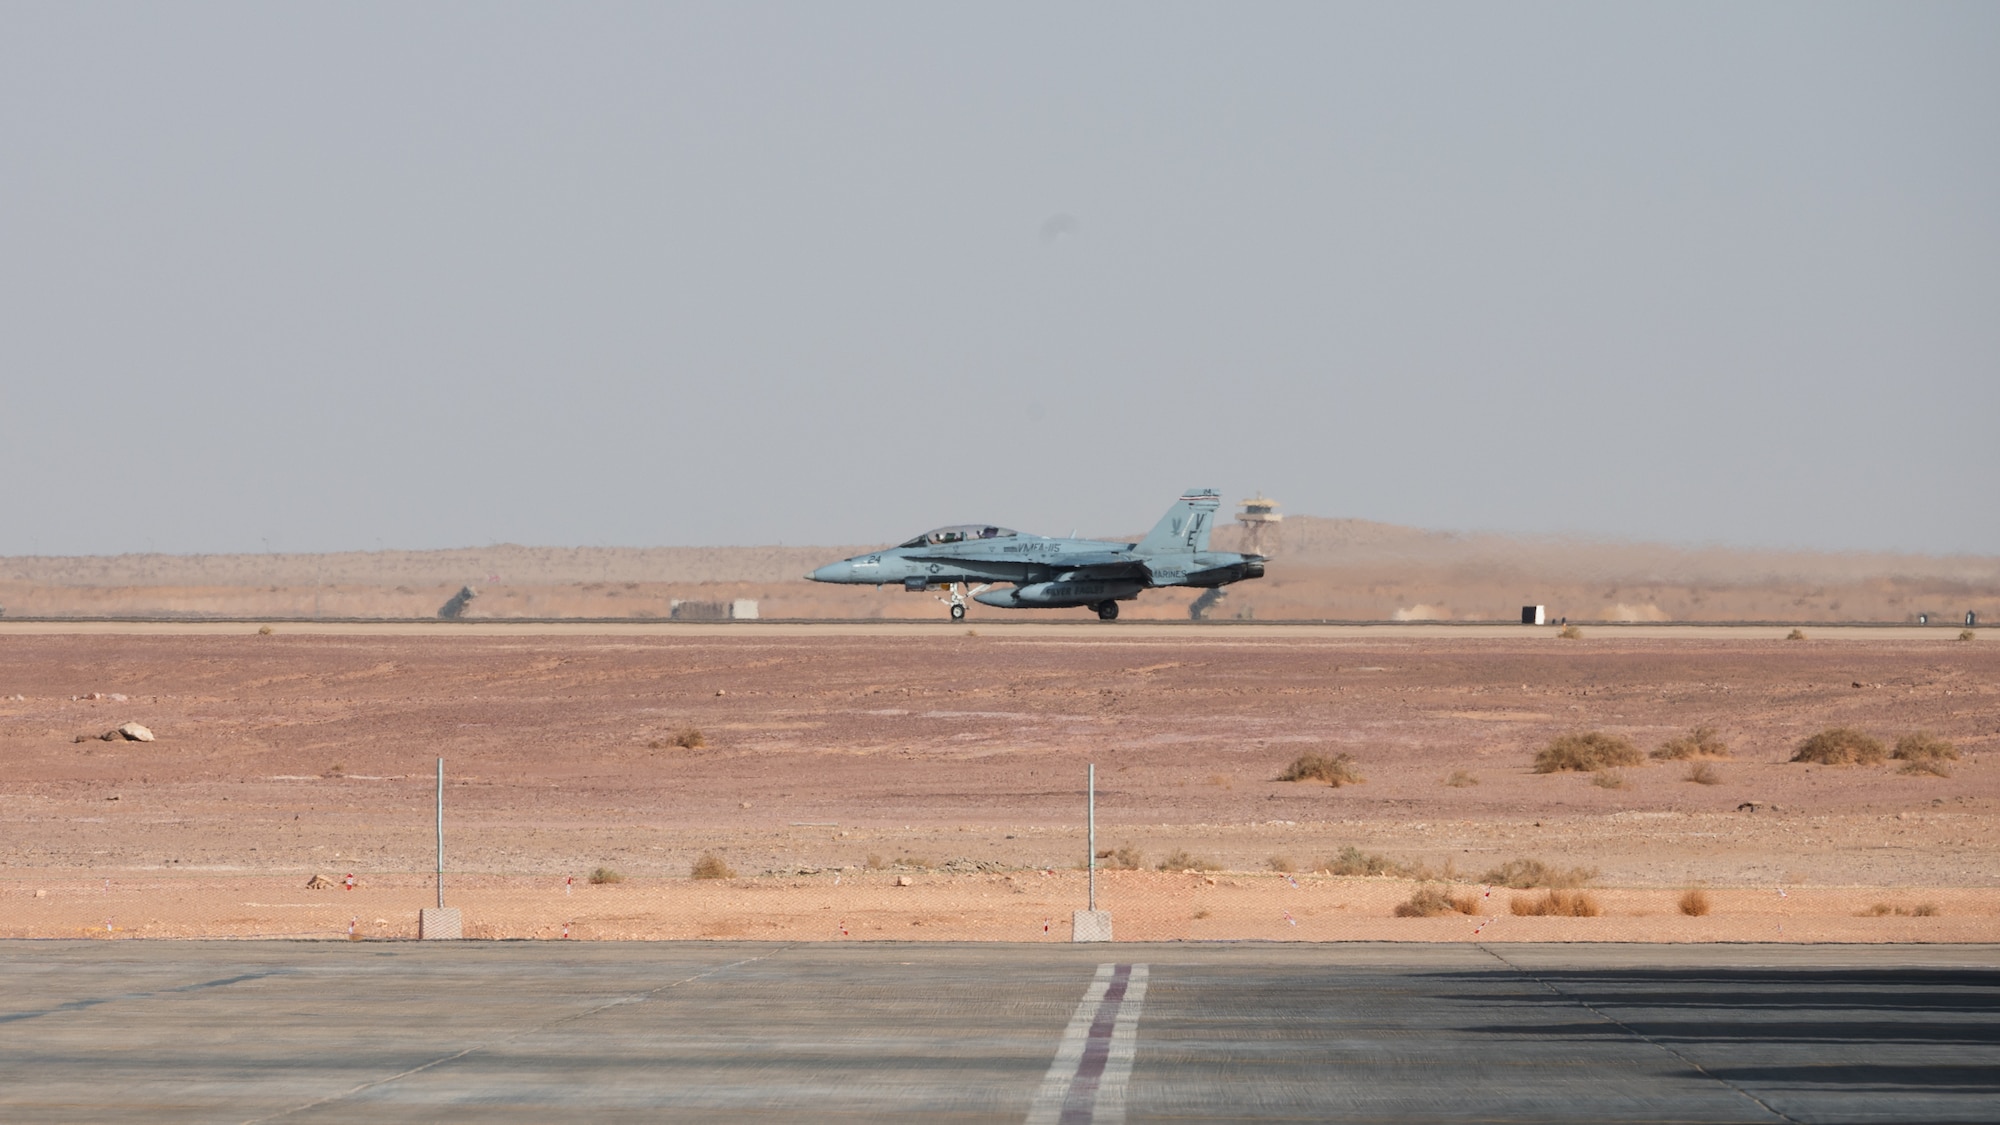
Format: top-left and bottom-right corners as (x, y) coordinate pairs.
(807, 490), (1264, 620)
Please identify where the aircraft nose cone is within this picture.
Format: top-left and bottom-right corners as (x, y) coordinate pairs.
(807, 562), (849, 583)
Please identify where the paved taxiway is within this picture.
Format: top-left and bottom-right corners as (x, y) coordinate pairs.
(2, 942), (1994, 1123)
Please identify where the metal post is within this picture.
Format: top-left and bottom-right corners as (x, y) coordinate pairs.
(1087, 763), (1096, 912)
(435, 757), (445, 909)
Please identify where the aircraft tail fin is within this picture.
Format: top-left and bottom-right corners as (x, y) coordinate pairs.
(1135, 489), (1222, 555)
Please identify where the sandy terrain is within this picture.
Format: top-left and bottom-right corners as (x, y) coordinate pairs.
(4, 516), (1996, 622)
(1, 627), (1994, 941)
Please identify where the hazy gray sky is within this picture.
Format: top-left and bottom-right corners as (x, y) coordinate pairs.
(4, 3), (1995, 556)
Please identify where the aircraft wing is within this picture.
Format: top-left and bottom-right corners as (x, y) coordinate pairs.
(1048, 553), (1153, 581)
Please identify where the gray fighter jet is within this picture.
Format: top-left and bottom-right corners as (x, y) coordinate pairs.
(807, 490), (1264, 620)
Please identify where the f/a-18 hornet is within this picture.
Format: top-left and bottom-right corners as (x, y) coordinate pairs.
(807, 489), (1265, 620)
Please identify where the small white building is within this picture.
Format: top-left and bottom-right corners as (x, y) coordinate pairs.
(730, 599), (759, 620)
(1521, 605), (1546, 625)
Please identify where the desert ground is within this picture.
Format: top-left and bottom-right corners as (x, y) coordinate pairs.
(4, 516), (1997, 622)
(1, 624), (1994, 942)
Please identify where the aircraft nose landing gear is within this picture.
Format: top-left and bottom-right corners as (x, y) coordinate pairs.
(1094, 601), (1120, 621)
(936, 582), (988, 621)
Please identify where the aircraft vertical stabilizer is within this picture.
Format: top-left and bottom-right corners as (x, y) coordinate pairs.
(1135, 489), (1222, 555)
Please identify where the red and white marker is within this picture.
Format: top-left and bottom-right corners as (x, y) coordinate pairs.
(343, 873), (355, 891)
(348, 916), (357, 937)
(562, 921), (571, 939)
(565, 875), (573, 895)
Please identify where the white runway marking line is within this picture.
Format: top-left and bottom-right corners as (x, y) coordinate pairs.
(1026, 962), (1149, 1125)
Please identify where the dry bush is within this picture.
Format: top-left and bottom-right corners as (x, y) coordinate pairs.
(1686, 761), (1723, 786)
(1861, 902), (1941, 917)
(1480, 858), (1596, 889)
(1444, 770), (1479, 788)
(1277, 752), (1364, 786)
(1591, 770), (1629, 790)
(865, 854), (885, 870)
(588, 866), (624, 885)
(1899, 758), (1953, 778)
(1192, 909), (1211, 920)
(1792, 727), (1886, 765)
(1510, 890), (1602, 917)
(1266, 855), (1297, 873)
(1786, 628), (1807, 640)
(1156, 848), (1221, 872)
(689, 853), (735, 880)
(1394, 886), (1480, 917)
(1959, 629), (1975, 642)
(1678, 888), (1712, 916)
(256, 624), (274, 636)
(1893, 733), (1959, 763)
(1557, 624), (1582, 639)
(1652, 725), (1731, 760)
(1096, 845), (1143, 870)
(651, 727), (706, 750)
(1534, 731), (1643, 773)
(1324, 846), (1409, 877)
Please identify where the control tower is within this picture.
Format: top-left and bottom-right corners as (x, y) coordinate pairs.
(1236, 494), (1283, 556)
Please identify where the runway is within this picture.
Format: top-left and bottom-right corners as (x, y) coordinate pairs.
(2, 942), (1994, 1122)
(0, 618), (1967, 640)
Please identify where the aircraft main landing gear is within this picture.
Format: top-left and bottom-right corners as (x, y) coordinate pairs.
(1094, 601), (1119, 621)
(950, 603), (966, 621)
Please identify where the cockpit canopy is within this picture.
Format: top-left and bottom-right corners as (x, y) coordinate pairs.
(897, 524), (1019, 548)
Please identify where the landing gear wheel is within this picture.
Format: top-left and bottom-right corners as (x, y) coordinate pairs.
(950, 603), (966, 621)
(1095, 601), (1119, 621)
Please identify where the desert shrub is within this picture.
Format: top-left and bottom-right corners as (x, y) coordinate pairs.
(256, 624), (274, 636)
(1786, 628), (1807, 641)
(865, 854), (885, 870)
(1534, 731), (1642, 773)
(651, 727), (706, 750)
(1394, 886), (1480, 917)
(1960, 629), (1976, 642)
(1510, 890), (1601, 917)
(1192, 909), (1211, 920)
(1899, 758), (1953, 778)
(1324, 846), (1409, 877)
(1792, 727), (1886, 765)
(1156, 848), (1221, 872)
(1277, 752), (1364, 786)
(1266, 855), (1297, 873)
(1678, 889), (1712, 916)
(1653, 725), (1730, 761)
(1591, 770), (1629, 790)
(1096, 845), (1143, 870)
(1892, 733), (1959, 763)
(1558, 624), (1582, 639)
(1861, 902), (1941, 917)
(1480, 858), (1596, 889)
(1686, 761), (1723, 786)
(588, 866), (624, 885)
(689, 853), (735, 880)
(1444, 770), (1479, 788)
